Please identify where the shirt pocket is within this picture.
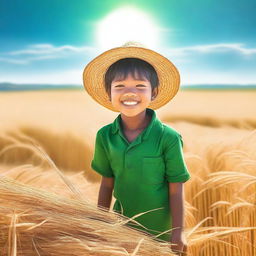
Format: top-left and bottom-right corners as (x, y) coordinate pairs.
(142, 156), (165, 184)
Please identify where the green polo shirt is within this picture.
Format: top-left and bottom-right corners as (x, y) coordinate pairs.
(91, 108), (191, 242)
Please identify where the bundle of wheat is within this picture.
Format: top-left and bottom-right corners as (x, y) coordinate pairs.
(0, 176), (179, 256)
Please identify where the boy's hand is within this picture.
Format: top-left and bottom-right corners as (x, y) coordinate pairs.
(170, 231), (187, 255)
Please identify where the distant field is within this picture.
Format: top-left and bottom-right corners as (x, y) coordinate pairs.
(0, 89), (255, 255)
(0, 89), (256, 131)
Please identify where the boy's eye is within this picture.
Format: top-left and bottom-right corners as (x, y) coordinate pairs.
(114, 84), (146, 88)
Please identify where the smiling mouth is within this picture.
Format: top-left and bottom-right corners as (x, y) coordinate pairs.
(121, 100), (140, 106)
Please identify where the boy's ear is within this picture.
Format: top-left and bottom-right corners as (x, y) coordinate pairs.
(151, 87), (158, 101)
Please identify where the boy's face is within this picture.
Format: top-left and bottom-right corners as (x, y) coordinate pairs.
(110, 72), (157, 117)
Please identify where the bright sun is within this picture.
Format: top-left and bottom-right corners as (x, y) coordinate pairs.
(95, 7), (161, 50)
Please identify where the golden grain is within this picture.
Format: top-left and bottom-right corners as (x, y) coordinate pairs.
(0, 89), (255, 255)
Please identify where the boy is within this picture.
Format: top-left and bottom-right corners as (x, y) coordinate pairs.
(83, 42), (191, 255)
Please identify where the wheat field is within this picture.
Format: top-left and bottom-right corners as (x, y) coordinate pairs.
(0, 89), (255, 255)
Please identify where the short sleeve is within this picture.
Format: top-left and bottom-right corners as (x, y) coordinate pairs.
(91, 130), (114, 178)
(164, 134), (191, 183)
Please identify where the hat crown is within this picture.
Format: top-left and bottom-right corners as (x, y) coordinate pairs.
(122, 41), (146, 48)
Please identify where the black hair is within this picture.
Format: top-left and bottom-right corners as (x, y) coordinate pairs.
(104, 58), (159, 97)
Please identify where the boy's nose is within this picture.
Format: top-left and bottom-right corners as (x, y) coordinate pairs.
(121, 92), (139, 101)
(124, 92), (137, 97)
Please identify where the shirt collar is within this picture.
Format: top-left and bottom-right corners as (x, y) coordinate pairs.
(111, 108), (160, 141)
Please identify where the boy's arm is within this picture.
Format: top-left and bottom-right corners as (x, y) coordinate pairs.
(169, 182), (184, 236)
(97, 176), (114, 211)
(169, 182), (188, 254)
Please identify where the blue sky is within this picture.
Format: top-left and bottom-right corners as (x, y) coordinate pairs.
(0, 0), (255, 85)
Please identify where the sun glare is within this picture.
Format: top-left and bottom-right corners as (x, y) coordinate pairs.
(95, 7), (161, 50)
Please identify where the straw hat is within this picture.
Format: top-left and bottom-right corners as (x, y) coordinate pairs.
(83, 41), (180, 112)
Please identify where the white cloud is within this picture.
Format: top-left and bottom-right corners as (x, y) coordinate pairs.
(1, 42), (256, 66)
(0, 44), (98, 64)
(0, 42), (256, 84)
(9, 44), (96, 55)
(164, 43), (256, 57)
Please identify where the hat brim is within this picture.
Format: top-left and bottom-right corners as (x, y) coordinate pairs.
(83, 46), (180, 112)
